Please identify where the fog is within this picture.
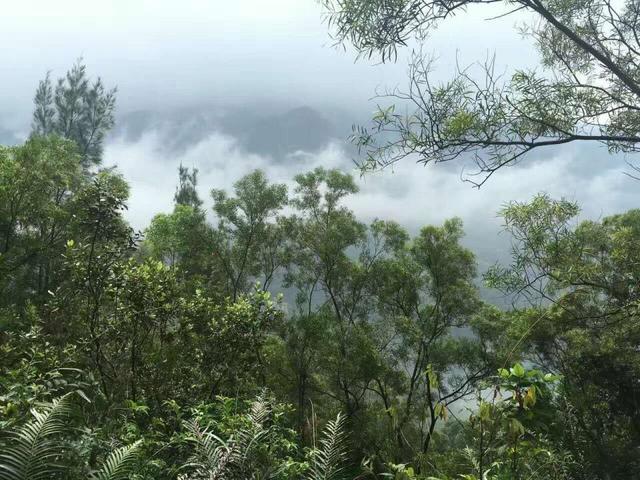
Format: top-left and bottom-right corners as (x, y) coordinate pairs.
(1, 0), (637, 273)
(106, 127), (638, 273)
(0, 1), (534, 125)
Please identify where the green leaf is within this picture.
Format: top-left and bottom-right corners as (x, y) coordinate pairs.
(511, 363), (526, 378)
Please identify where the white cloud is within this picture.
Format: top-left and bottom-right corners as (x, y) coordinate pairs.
(104, 128), (347, 229)
(105, 129), (637, 269)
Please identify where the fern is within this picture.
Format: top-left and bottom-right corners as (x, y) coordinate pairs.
(0, 393), (74, 480)
(181, 394), (284, 479)
(247, 391), (271, 427)
(306, 412), (349, 480)
(234, 392), (271, 469)
(182, 419), (235, 479)
(90, 440), (143, 480)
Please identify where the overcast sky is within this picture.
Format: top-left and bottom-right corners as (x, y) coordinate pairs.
(1, 0), (638, 272)
(0, 0), (536, 125)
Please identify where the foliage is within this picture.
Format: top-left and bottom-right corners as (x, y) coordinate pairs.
(174, 164), (203, 209)
(0, 393), (75, 480)
(0, 136), (85, 307)
(306, 412), (349, 480)
(1, 112), (637, 478)
(483, 195), (640, 478)
(32, 60), (116, 167)
(322, 0), (640, 184)
(89, 441), (143, 480)
(211, 169), (289, 299)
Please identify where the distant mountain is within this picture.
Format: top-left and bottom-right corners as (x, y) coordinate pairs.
(114, 104), (341, 161)
(232, 106), (335, 158)
(113, 107), (223, 153)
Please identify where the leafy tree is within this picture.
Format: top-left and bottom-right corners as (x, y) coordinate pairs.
(174, 164), (203, 209)
(485, 194), (640, 478)
(211, 170), (288, 300)
(144, 165), (213, 287)
(400, 364), (570, 480)
(323, 0), (640, 184)
(50, 170), (136, 400)
(283, 168), (370, 425)
(183, 288), (284, 400)
(145, 205), (212, 274)
(365, 218), (491, 465)
(0, 136), (85, 308)
(269, 308), (334, 437)
(32, 61), (116, 168)
(278, 168), (495, 470)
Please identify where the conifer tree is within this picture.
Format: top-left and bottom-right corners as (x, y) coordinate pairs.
(31, 60), (116, 168)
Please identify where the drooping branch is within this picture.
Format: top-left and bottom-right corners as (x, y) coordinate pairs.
(326, 0), (640, 184)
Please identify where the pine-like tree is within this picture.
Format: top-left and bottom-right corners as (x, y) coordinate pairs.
(174, 164), (203, 208)
(31, 60), (116, 168)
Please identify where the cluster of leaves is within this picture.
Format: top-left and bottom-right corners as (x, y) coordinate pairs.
(0, 389), (354, 480)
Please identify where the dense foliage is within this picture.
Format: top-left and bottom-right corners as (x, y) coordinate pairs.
(1, 59), (639, 479)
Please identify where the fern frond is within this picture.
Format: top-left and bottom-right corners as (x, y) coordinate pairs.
(181, 394), (281, 479)
(233, 393), (271, 467)
(306, 412), (349, 480)
(0, 393), (75, 480)
(183, 419), (234, 479)
(247, 391), (271, 428)
(90, 440), (143, 480)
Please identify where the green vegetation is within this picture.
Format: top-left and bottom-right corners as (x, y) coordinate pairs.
(322, 0), (640, 185)
(1, 41), (639, 480)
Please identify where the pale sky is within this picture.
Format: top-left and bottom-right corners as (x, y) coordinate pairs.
(0, 0), (534, 126)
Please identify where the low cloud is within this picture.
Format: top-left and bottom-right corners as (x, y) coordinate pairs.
(105, 129), (638, 270)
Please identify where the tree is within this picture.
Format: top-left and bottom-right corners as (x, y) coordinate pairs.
(277, 169), (494, 469)
(211, 170), (288, 300)
(174, 164), (203, 209)
(366, 218), (491, 465)
(485, 195), (640, 478)
(32, 60), (116, 168)
(323, 0), (640, 185)
(145, 205), (212, 276)
(144, 166), (213, 288)
(0, 136), (85, 307)
(284, 168), (370, 423)
(52, 170), (136, 400)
